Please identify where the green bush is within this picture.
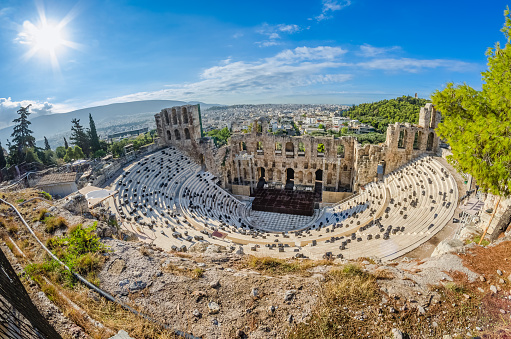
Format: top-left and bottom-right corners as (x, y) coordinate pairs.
(39, 191), (52, 200)
(44, 216), (67, 233)
(26, 222), (106, 287)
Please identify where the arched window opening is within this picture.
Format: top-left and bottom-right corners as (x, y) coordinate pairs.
(285, 142), (294, 152)
(317, 143), (325, 155)
(166, 130), (171, 140)
(182, 107), (189, 124)
(315, 169), (323, 181)
(426, 132), (434, 151)
(174, 129), (181, 140)
(184, 128), (191, 140)
(398, 130), (407, 149)
(337, 144), (345, 158)
(164, 111), (170, 125)
(172, 109), (178, 125)
(413, 131), (421, 150)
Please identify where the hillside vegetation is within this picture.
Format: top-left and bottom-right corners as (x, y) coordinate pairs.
(346, 96), (430, 132)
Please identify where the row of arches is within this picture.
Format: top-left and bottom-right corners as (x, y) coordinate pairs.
(260, 141), (346, 157)
(164, 107), (190, 126)
(166, 128), (191, 141)
(398, 130), (435, 151)
(227, 167), (344, 186)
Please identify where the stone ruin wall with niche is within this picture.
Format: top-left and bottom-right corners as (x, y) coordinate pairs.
(155, 103), (442, 194)
(222, 118), (357, 193)
(155, 104), (226, 180)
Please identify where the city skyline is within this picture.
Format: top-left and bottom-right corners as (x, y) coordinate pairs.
(0, 0), (508, 128)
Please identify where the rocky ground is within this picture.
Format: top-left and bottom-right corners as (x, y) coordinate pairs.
(2, 189), (511, 338)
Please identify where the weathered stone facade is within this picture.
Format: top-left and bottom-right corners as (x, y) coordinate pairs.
(155, 103), (441, 195)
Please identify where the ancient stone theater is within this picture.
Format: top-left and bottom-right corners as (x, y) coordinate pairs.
(111, 102), (457, 260)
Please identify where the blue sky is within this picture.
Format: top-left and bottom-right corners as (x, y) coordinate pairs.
(0, 0), (508, 127)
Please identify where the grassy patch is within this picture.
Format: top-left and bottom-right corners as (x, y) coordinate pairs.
(191, 268), (204, 279)
(465, 235), (490, 246)
(25, 222), (106, 287)
(289, 263), (380, 338)
(38, 208), (49, 221)
(243, 256), (333, 276)
(39, 191), (52, 200)
(444, 281), (468, 294)
(43, 216), (68, 233)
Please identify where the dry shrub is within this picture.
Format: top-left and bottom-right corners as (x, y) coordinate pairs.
(38, 208), (48, 221)
(289, 263), (381, 338)
(139, 247), (151, 256)
(373, 268), (395, 279)
(243, 256), (333, 276)
(68, 285), (178, 339)
(191, 268), (204, 279)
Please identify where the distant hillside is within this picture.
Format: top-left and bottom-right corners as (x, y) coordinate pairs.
(0, 100), (220, 148)
(346, 96), (430, 132)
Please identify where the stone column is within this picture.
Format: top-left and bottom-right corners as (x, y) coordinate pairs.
(336, 158), (340, 191)
(250, 158), (256, 193)
(236, 160), (241, 185)
(322, 158), (326, 187)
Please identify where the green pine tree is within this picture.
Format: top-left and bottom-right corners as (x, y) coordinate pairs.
(64, 137), (69, 149)
(88, 113), (101, 153)
(0, 142), (6, 169)
(70, 118), (91, 156)
(44, 136), (51, 150)
(431, 7), (511, 197)
(11, 105), (36, 164)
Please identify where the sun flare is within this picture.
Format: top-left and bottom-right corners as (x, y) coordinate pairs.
(33, 23), (64, 52)
(17, 3), (81, 72)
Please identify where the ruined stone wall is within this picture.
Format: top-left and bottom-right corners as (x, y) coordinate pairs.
(154, 103), (442, 194)
(354, 104), (440, 189)
(223, 120), (356, 192)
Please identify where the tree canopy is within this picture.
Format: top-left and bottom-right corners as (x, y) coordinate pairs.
(88, 113), (101, 154)
(70, 118), (90, 156)
(0, 142), (6, 169)
(431, 7), (511, 196)
(11, 105), (36, 163)
(346, 95), (429, 132)
(206, 127), (231, 147)
(44, 136), (51, 150)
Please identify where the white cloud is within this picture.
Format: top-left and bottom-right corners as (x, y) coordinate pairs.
(357, 58), (477, 73)
(314, 0), (351, 22)
(91, 46), (352, 106)
(359, 44), (401, 57)
(275, 46), (347, 61)
(0, 98), (55, 129)
(256, 23), (303, 47)
(88, 45), (480, 106)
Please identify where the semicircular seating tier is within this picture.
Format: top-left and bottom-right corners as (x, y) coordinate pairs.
(112, 147), (458, 261)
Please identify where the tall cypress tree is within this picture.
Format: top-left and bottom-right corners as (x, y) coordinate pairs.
(0, 142), (6, 169)
(88, 113), (101, 154)
(70, 118), (90, 156)
(44, 136), (51, 150)
(64, 137), (69, 149)
(11, 105), (35, 163)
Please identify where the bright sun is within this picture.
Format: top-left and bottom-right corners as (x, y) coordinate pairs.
(33, 24), (64, 52)
(17, 4), (81, 72)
